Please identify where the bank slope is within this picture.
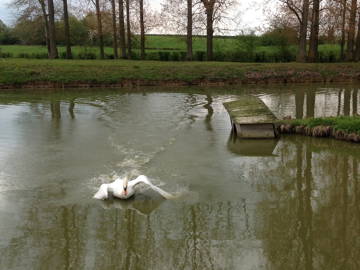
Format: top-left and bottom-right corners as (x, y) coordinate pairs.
(2, 59), (360, 88)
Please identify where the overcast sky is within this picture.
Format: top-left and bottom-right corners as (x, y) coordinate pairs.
(0, 0), (270, 33)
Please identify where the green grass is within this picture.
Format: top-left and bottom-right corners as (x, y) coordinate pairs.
(278, 116), (360, 135)
(1, 59), (360, 86)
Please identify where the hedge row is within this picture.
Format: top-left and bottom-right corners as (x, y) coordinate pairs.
(0, 49), (342, 63)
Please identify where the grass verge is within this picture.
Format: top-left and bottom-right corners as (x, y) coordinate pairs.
(2, 59), (360, 87)
(278, 116), (360, 135)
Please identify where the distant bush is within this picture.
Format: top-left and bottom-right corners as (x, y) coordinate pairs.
(195, 51), (205, 61)
(105, 54), (114, 59)
(32, 53), (48, 59)
(145, 52), (160, 61)
(319, 50), (338, 63)
(77, 51), (97, 59)
(0, 49), (12, 58)
(159, 51), (170, 61)
(236, 33), (257, 60)
(260, 27), (297, 47)
(170, 52), (180, 61)
(180, 52), (187, 61)
(129, 51), (140, 60)
(18, 52), (31, 58)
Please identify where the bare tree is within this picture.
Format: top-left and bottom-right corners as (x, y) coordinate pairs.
(199, 0), (235, 61)
(110, 0), (119, 58)
(47, 0), (58, 58)
(39, 0), (51, 55)
(308, 0), (320, 62)
(118, 0), (127, 58)
(277, 0), (310, 62)
(94, 0), (105, 59)
(346, 0), (357, 61)
(187, 0), (193, 60)
(355, 10), (360, 60)
(126, 0), (132, 58)
(63, 0), (72, 59)
(200, 0), (215, 60)
(340, 0), (347, 60)
(139, 0), (145, 59)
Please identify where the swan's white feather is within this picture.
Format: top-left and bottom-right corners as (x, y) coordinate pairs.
(93, 175), (175, 200)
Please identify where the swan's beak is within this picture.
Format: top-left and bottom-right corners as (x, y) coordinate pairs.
(123, 176), (129, 196)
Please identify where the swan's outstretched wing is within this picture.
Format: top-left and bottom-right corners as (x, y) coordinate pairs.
(93, 184), (109, 200)
(131, 175), (175, 200)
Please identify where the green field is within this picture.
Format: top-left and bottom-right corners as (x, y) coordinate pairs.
(0, 35), (341, 62)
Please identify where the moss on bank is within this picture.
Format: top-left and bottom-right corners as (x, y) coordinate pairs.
(277, 116), (360, 143)
(2, 59), (360, 88)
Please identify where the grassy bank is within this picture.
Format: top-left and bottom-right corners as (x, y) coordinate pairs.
(277, 116), (360, 143)
(1, 59), (360, 88)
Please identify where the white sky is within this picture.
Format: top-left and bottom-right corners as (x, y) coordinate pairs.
(0, 0), (270, 34)
(0, 0), (12, 24)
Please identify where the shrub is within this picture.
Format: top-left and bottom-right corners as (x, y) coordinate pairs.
(18, 52), (30, 58)
(0, 50), (12, 58)
(32, 53), (48, 59)
(180, 52), (187, 61)
(213, 51), (226, 61)
(105, 54), (114, 59)
(129, 51), (140, 60)
(159, 51), (170, 61)
(170, 52), (180, 61)
(236, 33), (257, 60)
(77, 51), (97, 59)
(145, 52), (160, 61)
(195, 51), (205, 61)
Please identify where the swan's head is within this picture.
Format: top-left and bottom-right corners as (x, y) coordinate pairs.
(123, 176), (129, 196)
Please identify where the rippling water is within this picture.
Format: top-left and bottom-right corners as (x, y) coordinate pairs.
(0, 85), (359, 270)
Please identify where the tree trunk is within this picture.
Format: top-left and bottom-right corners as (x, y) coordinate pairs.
(340, 0), (347, 60)
(63, 0), (72, 59)
(118, 0), (127, 58)
(111, 0), (118, 59)
(308, 0), (319, 62)
(95, 0), (105, 59)
(346, 0), (357, 61)
(139, 0), (145, 59)
(38, 0), (50, 56)
(126, 0), (132, 58)
(205, 4), (214, 61)
(187, 0), (193, 60)
(47, 0), (58, 59)
(355, 11), (360, 61)
(297, 0), (310, 62)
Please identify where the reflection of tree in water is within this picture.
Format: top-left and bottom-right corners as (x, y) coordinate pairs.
(68, 99), (75, 119)
(295, 88), (305, 119)
(260, 138), (360, 270)
(352, 89), (358, 115)
(203, 94), (214, 131)
(293, 87), (359, 119)
(344, 90), (351, 116)
(178, 204), (215, 270)
(305, 90), (315, 118)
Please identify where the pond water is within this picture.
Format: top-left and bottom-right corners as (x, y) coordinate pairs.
(0, 85), (359, 270)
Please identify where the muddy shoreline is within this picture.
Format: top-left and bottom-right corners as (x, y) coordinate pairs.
(1, 70), (360, 90)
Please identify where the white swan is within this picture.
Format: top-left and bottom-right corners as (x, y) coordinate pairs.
(93, 175), (175, 200)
